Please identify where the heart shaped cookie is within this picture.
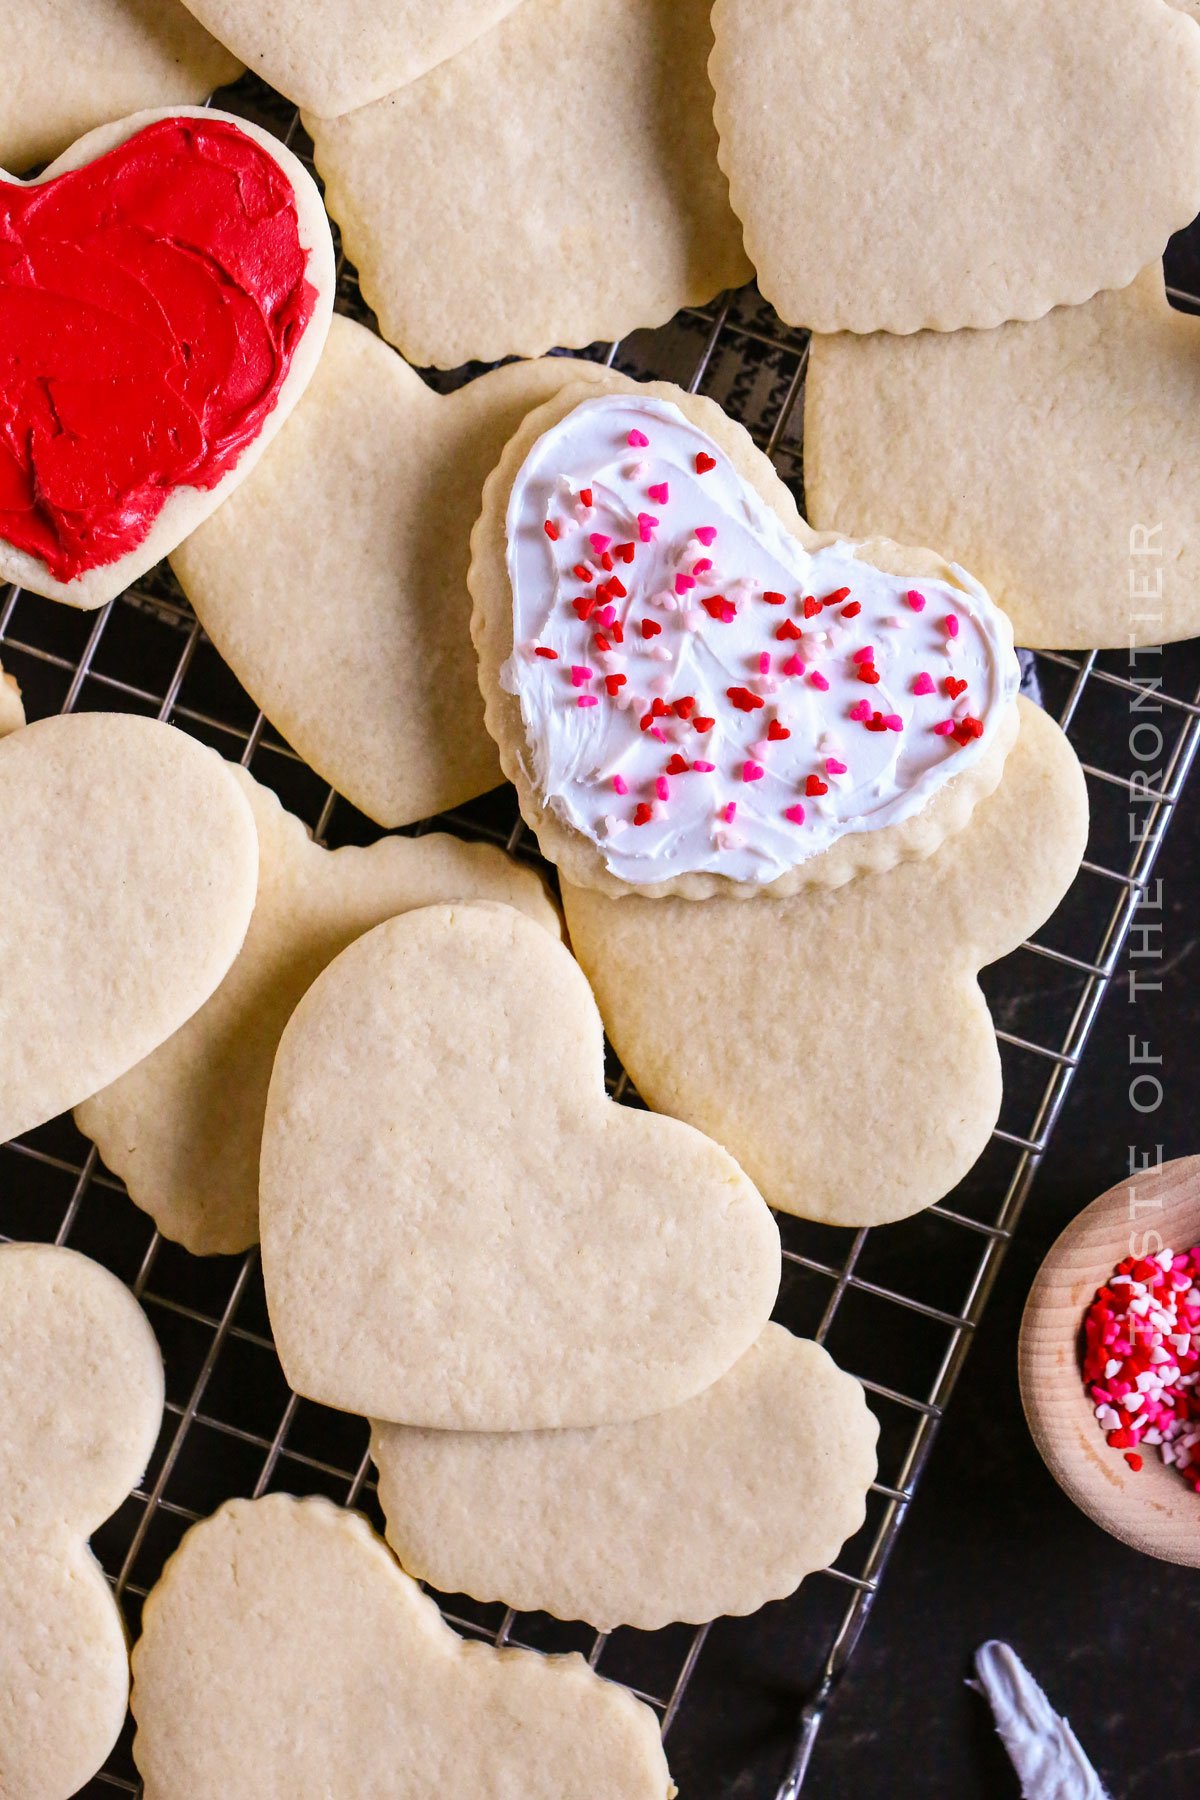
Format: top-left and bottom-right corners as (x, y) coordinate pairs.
(78, 765), (558, 1256)
(471, 374), (1021, 899)
(1, 1244), (163, 1800)
(0, 656), (23, 736)
(260, 901), (780, 1429)
(306, 0), (750, 367)
(373, 1324), (877, 1631)
(0, 109), (334, 609)
(0, 712), (258, 1142)
(806, 267), (1200, 650)
(171, 316), (608, 826)
(1, 0), (240, 174)
(710, 0), (1200, 334)
(131, 1494), (673, 1799)
(178, 0), (524, 116)
(562, 697), (1088, 1227)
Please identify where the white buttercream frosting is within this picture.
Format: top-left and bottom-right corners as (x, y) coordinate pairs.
(502, 395), (1019, 886)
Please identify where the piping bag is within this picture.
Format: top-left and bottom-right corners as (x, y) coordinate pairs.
(970, 1642), (1109, 1800)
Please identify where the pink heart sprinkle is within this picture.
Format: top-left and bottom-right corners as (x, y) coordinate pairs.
(637, 512), (659, 542)
(849, 700), (871, 722)
(781, 654), (806, 677)
(589, 533), (612, 554)
(577, 695), (598, 708)
(884, 713), (904, 731)
(596, 605), (617, 626)
(693, 558), (713, 576)
(757, 653), (771, 675)
(933, 719), (956, 736)
(613, 774), (628, 795)
(944, 613), (960, 639)
(785, 804), (806, 826)
(913, 671), (935, 696)
(628, 429), (649, 448)
(809, 671), (830, 692)
(695, 526), (718, 547)
(752, 739), (771, 759)
(826, 757), (848, 775)
(722, 802), (737, 823)
(649, 726), (667, 743)
(906, 590), (927, 612)
(693, 760), (715, 773)
(852, 646), (875, 664)
(675, 573), (696, 595)
(570, 665), (593, 687)
(655, 776), (670, 802)
(743, 761), (765, 783)
(648, 482), (670, 505)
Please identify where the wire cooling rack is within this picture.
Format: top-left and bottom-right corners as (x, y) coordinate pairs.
(3, 72), (1200, 1800)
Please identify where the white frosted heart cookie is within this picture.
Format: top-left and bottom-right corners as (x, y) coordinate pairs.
(78, 766), (558, 1256)
(171, 316), (609, 826)
(1, 0), (240, 174)
(563, 698), (1088, 1227)
(178, 0), (524, 115)
(0, 712), (258, 1142)
(131, 1494), (673, 1800)
(710, 0), (1200, 335)
(806, 267), (1200, 651)
(306, 0), (750, 367)
(0, 1243), (164, 1800)
(471, 374), (1020, 900)
(373, 1325), (877, 1632)
(0, 657), (23, 735)
(260, 902), (780, 1428)
(1, 109), (334, 609)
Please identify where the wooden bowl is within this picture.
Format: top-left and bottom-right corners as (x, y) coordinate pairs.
(1019, 1155), (1200, 1566)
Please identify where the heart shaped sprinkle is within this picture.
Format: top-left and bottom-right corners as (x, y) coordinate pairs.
(805, 775), (829, 798)
(502, 395), (1017, 884)
(628, 429), (649, 447)
(946, 677), (968, 699)
(826, 757), (848, 776)
(695, 452), (717, 473)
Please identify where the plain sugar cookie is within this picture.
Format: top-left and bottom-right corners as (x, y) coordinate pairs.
(77, 765), (558, 1256)
(171, 316), (608, 826)
(373, 1325), (877, 1631)
(709, 0), (1200, 334)
(306, 0), (751, 367)
(177, 0), (524, 115)
(131, 1495), (673, 1800)
(563, 699), (1087, 1227)
(0, 1244), (164, 1800)
(805, 267), (1200, 650)
(0, 713), (258, 1142)
(0, 109), (334, 609)
(0, 0), (240, 173)
(471, 372), (1020, 900)
(259, 902), (780, 1429)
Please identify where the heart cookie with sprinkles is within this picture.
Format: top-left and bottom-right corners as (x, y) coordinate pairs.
(470, 376), (1021, 900)
(0, 108), (334, 609)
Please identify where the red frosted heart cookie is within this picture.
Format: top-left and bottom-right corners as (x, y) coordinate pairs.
(0, 109), (334, 609)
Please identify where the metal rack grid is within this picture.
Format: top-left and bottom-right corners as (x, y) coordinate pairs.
(1, 72), (1198, 1800)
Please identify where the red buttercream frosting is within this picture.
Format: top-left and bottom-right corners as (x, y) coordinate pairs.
(0, 116), (318, 583)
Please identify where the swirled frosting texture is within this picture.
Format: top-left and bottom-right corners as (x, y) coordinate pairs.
(502, 396), (1019, 887)
(0, 117), (318, 582)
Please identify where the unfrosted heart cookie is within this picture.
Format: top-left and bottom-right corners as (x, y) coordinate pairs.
(471, 375), (1020, 900)
(0, 712), (258, 1142)
(1, 109), (334, 609)
(373, 1324), (877, 1631)
(806, 267), (1200, 651)
(171, 316), (608, 826)
(1, 0), (240, 174)
(0, 1243), (163, 1800)
(131, 1494), (673, 1799)
(306, 0), (750, 367)
(78, 766), (558, 1256)
(710, 0), (1200, 334)
(563, 698), (1087, 1226)
(260, 902), (780, 1428)
(0, 656), (23, 735)
(179, 0), (524, 115)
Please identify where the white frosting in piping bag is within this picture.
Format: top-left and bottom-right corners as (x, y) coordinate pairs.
(502, 395), (1020, 886)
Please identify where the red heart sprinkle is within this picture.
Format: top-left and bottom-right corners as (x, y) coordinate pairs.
(702, 595), (736, 623)
(805, 776), (829, 797)
(604, 674), (626, 695)
(763, 590), (786, 606)
(572, 596), (595, 621)
(666, 754), (690, 775)
(768, 721), (791, 741)
(674, 696), (696, 718)
(727, 686), (765, 712)
(857, 665), (881, 684)
(616, 542), (636, 563)
(803, 597), (822, 619)
(776, 620), (803, 641)
(640, 618), (662, 639)
(634, 803), (653, 826)
(695, 452), (717, 473)
(692, 715), (715, 732)
(840, 601), (862, 619)
(945, 677), (968, 699)
(579, 488), (593, 508)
